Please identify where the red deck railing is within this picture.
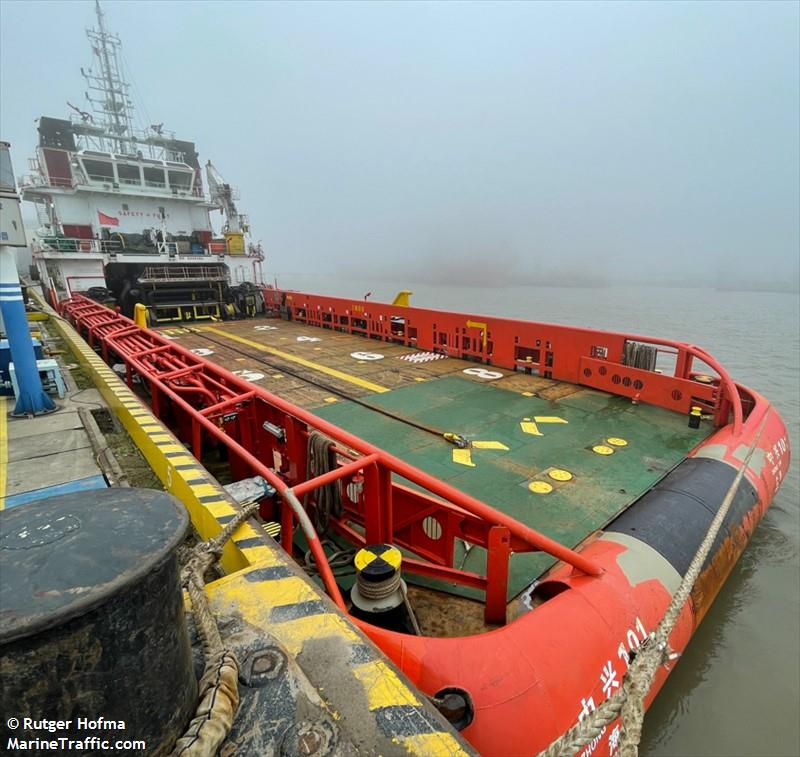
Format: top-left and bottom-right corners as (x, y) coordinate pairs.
(62, 295), (605, 624)
(263, 289), (744, 434)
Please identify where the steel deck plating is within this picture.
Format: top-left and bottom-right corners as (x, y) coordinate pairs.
(166, 318), (709, 599)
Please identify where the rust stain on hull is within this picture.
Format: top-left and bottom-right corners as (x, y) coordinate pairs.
(690, 504), (761, 626)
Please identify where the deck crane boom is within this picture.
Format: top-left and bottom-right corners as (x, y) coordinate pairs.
(206, 160), (248, 235)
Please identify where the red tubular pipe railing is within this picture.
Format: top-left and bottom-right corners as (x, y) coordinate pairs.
(200, 391), (256, 417)
(147, 373), (347, 609)
(292, 453), (380, 498)
(152, 327), (604, 577)
(272, 289), (746, 437)
(63, 296), (604, 584)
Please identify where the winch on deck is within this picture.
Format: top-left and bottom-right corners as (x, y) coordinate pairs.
(90, 262), (264, 323)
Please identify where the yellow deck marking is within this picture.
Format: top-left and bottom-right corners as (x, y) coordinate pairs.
(352, 660), (421, 709)
(521, 391), (535, 397)
(593, 444), (615, 455)
(276, 614), (361, 656)
(191, 483), (225, 498)
(520, 418), (543, 436)
(607, 437), (628, 447)
(521, 415), (568, 437)
(399, 733), (470, 757)
(465, 319), (488, 349)
(324, 397), (338, 403)
(0, 397), (7, 510)
(452, 441), (508, 467)
(529, 481), (553, 494)
(471, 440), (509, 450)
(166, 455), (197, 467)
(452, 448), (475, 467)
(206, 328), (388, 394)
(548, 468), (574, 482)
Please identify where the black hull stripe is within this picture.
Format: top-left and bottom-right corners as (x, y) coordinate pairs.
(607, 457), (759, 576)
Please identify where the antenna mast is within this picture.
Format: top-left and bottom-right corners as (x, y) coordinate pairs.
(83, 0), (134, 153)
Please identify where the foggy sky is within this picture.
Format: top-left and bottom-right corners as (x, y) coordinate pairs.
(1, 0), (798, 290)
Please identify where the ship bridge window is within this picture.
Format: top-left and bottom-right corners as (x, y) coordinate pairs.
(143, 166), (166, 188)
(117, 164), (142, 186)
(168, 170), (192, 190)
(82, 159), (114, 181)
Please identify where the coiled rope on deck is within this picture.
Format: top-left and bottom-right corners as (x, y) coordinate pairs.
(305, 430), (342, 534)
(170, 501), (261, 757)
(357, 570), (403, 601)
(536, 412), (770, 757)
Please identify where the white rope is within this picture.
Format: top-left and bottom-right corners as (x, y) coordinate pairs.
(537, 412), (769, 757)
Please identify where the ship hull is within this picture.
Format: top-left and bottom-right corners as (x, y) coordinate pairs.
(58, 289), (790, 757)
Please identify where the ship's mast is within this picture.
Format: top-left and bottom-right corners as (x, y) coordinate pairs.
(83, 0), (134, 154)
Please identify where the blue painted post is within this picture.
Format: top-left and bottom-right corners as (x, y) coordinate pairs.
(0, 141), (56, 415)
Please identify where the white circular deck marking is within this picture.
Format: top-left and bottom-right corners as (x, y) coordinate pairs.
(296, 336), (321, 342)
(190, 348), (214, 357)
(233, 369), (265, 382)
(463, 367), (503, 380)
(254, 325), (278, 331)
(350, 351), (384, 361)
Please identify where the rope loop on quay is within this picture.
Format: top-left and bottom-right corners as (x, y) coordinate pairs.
(170, 500), (261, 756)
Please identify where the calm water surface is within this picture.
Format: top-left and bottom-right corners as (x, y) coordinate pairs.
(279, 275), (800, 757)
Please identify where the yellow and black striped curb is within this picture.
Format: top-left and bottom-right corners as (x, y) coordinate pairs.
(38, 295), (473, 756)
(207, 559), (473, 757)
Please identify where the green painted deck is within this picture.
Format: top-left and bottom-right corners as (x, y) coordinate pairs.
(314, 374), (707, 599)
(166, 318), (710, 602)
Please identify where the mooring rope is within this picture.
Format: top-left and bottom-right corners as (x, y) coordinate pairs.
(305, 430), (342, 534)
(536, 411), (769, 757)
(170, 500), (261, 756)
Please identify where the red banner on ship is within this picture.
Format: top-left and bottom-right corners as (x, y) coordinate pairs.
(97, 211), (119, 226)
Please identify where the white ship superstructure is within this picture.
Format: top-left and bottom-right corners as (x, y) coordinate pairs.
(21, 1), (264, 321)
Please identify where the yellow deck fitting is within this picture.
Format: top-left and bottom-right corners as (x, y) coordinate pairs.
(355, 544), (403, 573)
(593, 444), (615, 456)
(547, 468), (574, 482)
(607, 437), (628, 447)
(529, 481), (554, 494)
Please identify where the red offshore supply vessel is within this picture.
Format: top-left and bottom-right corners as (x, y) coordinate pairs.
(58, 283), (790, 756)
(10, 2), (790, 755)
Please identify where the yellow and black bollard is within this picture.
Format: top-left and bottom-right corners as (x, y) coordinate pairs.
(349, 544), (419, 634)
